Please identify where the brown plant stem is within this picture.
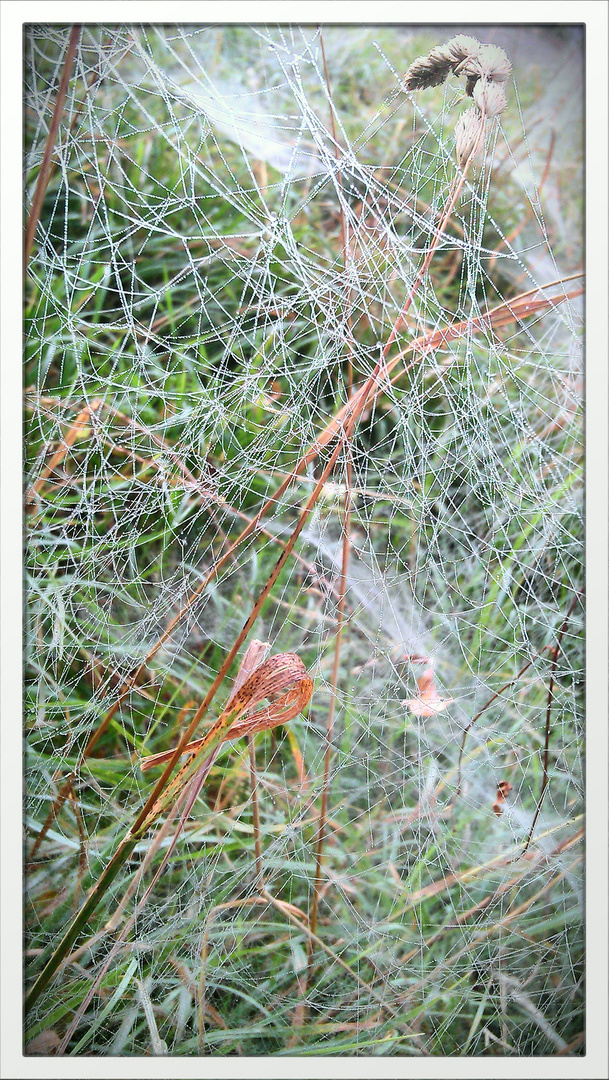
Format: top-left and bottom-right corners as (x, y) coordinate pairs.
(320, 29), (353, 394)
(455, 651), (549, 796)
(303, 32), (356, 1003)
(248, 736), (264, 889)
(298, 94), (482, 1006)
(523, 590), (582, 852)
(306, 456), (352, 951)
(28, 776), (74, 866)
(126, 435), (350, 841)
(25, 397), (101, 508)
(24, 25), (81, 273)
(27, 392), (350, 610)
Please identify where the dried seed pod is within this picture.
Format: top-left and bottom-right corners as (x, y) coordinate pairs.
(455, 105), (485, 168)
(444, 34), (482, 69)
(478, 43), (512, 82)
(405, 36), (484, 91)
(402, 34), (511, 169)
(473, 77), (508, 118)
(403, 46), (453, 91)
(462, 43), (512, 87)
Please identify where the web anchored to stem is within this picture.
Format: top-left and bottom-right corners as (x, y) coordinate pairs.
(25, 25), (583, 1057)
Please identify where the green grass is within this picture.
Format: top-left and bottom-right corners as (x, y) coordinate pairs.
(24, 24), (584, 1058)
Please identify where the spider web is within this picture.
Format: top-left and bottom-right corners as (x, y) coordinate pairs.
(24, 23), (584, 1058)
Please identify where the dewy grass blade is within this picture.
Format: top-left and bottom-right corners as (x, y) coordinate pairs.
(68, 957), (138, 1055)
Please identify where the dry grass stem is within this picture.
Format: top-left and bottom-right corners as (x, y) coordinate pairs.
(24, 25), (81, 272)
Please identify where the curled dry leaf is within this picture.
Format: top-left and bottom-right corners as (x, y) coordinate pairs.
(492, 779), (513, 816)
(215, 650), (313, 731)
(227, 638), (271, 698)
(405, 666), (454, 718)
(140, 645), (313, 772)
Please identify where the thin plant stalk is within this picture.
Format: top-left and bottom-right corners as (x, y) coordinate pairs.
(304, 105), (484, 975)
(456, 652), (548, 796)
(307, 456), (352, 951)
(523, 590), (582, 852)
(24, 25), (81, 272)
(248, 735), (264, 890)
(305, 29), (356, 981)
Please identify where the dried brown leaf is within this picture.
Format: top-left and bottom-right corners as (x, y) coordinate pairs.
(406, 667), (454, 718)
(140, 650), (313, 772)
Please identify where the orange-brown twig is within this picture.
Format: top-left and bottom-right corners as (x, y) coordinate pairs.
(304, 32), (356, 999)
(523, 590), (583, 851)
(26, 398), (101, 508)
(24, 25), (81, 272)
